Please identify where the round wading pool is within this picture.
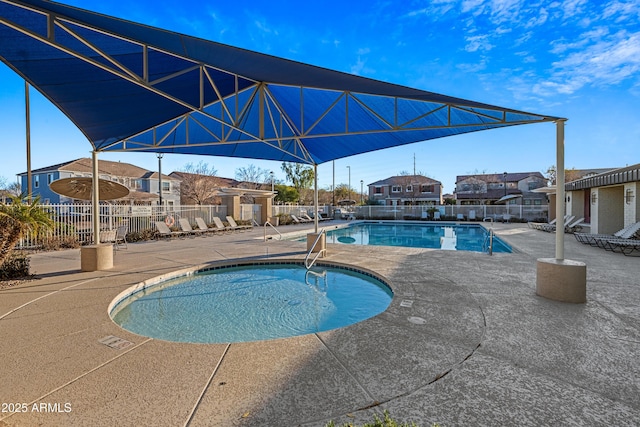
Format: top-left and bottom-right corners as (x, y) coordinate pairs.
(109, 262), (393, 344)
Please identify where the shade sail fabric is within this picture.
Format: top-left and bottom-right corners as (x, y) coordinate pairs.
(50, 177), (130, 200)
(0, 0), (561, 165)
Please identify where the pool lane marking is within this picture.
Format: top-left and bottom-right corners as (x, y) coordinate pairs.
(0, 277), (101, 321)
(0, 337), (153, 423)
(183, 343), (231, 427)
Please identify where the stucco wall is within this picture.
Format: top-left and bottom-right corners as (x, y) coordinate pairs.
(624, 182), (639, 227)
(593, 186), (624, 235)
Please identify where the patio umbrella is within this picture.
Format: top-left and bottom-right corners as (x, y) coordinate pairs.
(50, 177), (129, 201)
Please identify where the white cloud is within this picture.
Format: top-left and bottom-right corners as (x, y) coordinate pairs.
(550, 31), (640, 93)
(465, 34), (495, 52)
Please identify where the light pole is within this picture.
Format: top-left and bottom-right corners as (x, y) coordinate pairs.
(157, 153), (164, 207)
(270, 170), (274, 193)
(360, 179), (364, 204)
(347, 165), (351, 203)
(503, 171), (507, 197)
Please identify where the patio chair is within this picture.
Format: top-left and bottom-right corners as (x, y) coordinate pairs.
(154, 221), (187, 239)
(195, 217), (220, 234)
(115, 225), (128, 249)
(226, 216), (253, 231)
(468, 210), (476, 221)
(179, 218), (207, 237)
(574, 221), (640, 246)
(212, 216), (233, 233)
(433, 211), (441, 220)
(456, 213), (465, 221)
(99, 229), (116, 246)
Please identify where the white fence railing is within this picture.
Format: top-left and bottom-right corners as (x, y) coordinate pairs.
(17, 202), (547, 249)
(273, 204), (548, 222)
(18, 203), (230, 249)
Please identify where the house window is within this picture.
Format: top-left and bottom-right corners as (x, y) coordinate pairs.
(133, 179), (143, 190)
(47, 173), (54, 184)
(392, 185), (402, 193)
(406, 185), (413, 193)
(421, 184), (434, 193)
(374, 186), (383, 194)
(34, 175), (39, 188)
(162, 182), (170, 193)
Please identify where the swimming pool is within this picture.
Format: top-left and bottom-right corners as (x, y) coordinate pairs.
(110, 262), (393, 344)
(321, 222), (511, 253)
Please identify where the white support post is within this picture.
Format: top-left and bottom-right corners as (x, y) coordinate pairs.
(314, 164), (319, 233)
(555, 119), (566, 261)
(92, 150), (100, 244)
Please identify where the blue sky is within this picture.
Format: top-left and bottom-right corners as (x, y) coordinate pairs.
(1, 0), (639, 194)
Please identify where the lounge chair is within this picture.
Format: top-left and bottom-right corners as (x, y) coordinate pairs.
(195, 217), (220, 234)
(538, 215), (575, 232)
(212, 216), (233, 233)
(303, 213), (328, 222)
(565, 217), (585, 233)
(433, 211), (441, 220)
(179, 218), (207, 237)
(291, 214), (312, 224)
(592, 237), (640, 255)
(456, 213), (465, 221)
(574, 221), (640, 246)
(528, 217), (557, 230)
(468, 210), (476, 221)
(226, 216), (252, 231)
(154, 221), (187, 239)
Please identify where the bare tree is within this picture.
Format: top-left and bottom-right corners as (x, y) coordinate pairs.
(175, 161), (221, 205)
(235, 164), (272, 189)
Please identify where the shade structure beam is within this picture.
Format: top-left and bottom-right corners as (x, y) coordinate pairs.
(1, 0), (561, 167)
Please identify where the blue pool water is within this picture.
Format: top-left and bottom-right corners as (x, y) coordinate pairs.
(322, 222), (512, 253)
(110, 264), (393, 343)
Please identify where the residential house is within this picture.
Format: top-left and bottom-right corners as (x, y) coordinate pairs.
(455, 172), (547, 206)
(565, 163), (639, 234)
(368, 175), (443, 206)
(18, 158), (181, 206)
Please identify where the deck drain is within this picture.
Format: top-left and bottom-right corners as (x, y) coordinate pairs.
(99, 335), (134, 350)
(408, 316), (427, 325)
(400, 300), (414, 308)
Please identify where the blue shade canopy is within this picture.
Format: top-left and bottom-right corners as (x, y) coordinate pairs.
(0, 0), (561, 165)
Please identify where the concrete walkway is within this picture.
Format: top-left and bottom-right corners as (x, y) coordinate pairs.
(1, 222), (639, 426)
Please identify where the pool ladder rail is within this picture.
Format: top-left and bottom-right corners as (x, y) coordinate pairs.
(263, 220), (282, 241)
(483, 228), (495, 255)
(305, 228), (327, 270)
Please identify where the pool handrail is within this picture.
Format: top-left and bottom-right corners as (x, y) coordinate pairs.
(263, 220), (282, 241)
(305, 228), (327, 270)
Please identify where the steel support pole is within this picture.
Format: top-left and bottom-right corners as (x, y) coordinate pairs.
(314, 164), (318, 233)
(92, 151), (100, 244)
(555, 119), (566, 261)
(25, 81), (32, 201)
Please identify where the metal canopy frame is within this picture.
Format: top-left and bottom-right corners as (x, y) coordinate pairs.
(1, 0), (560, 167)
(1, 0), (570, 262)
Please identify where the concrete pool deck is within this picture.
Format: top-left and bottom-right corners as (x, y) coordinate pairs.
(1, 221), (639, 426)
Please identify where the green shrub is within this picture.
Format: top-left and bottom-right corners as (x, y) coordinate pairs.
(0, 251), (31, 280)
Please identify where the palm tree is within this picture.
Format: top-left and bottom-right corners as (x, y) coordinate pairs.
(0, 195), (54, 266)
